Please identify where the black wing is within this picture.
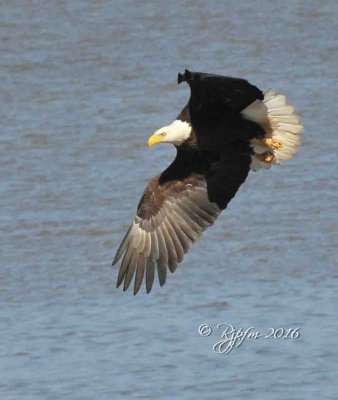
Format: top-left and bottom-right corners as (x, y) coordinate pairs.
(178, 70), (265, 148)
(178, 69), (263, 112)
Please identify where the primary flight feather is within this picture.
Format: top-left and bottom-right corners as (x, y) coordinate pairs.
(113, 70), (303, 294)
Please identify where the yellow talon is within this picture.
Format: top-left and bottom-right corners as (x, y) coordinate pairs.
(263, 138), (282, 149)
(256, 152), (275, 163)
(264, 153), (274, 163)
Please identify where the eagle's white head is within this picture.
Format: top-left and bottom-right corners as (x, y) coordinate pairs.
(148, 120), (191, 147)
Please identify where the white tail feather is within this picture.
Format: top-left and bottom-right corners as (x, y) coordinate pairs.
(241, 89), (303, 171)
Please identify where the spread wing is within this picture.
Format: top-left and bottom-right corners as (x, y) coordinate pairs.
(112, 174), (221, 295)
(113, 144), (252, 294)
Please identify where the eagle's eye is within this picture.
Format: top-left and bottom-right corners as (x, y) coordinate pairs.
(158, 132), (166, 137)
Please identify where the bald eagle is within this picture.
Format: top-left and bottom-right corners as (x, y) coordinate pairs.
(113, 70), (303, 294)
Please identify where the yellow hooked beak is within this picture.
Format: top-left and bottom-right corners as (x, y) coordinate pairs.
(148, 131), (166, 147)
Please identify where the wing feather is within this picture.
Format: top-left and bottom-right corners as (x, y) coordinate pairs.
(112, 225), (132, 265)
(150, 230), (159, 261)
(143, 232), (151, 258)
(134, 254), (146, 295)
(158, 210), (179, 270)
(146, 258), (155, 294)
(165, 210), (192, 252)
(117, 246), (134, 288)
(156, 225), (168, 265)
(169, 206), (200, 241)
(123, 251), (139, 291)
(156, 259), (167, 287)
(162, 215), (184, 264)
